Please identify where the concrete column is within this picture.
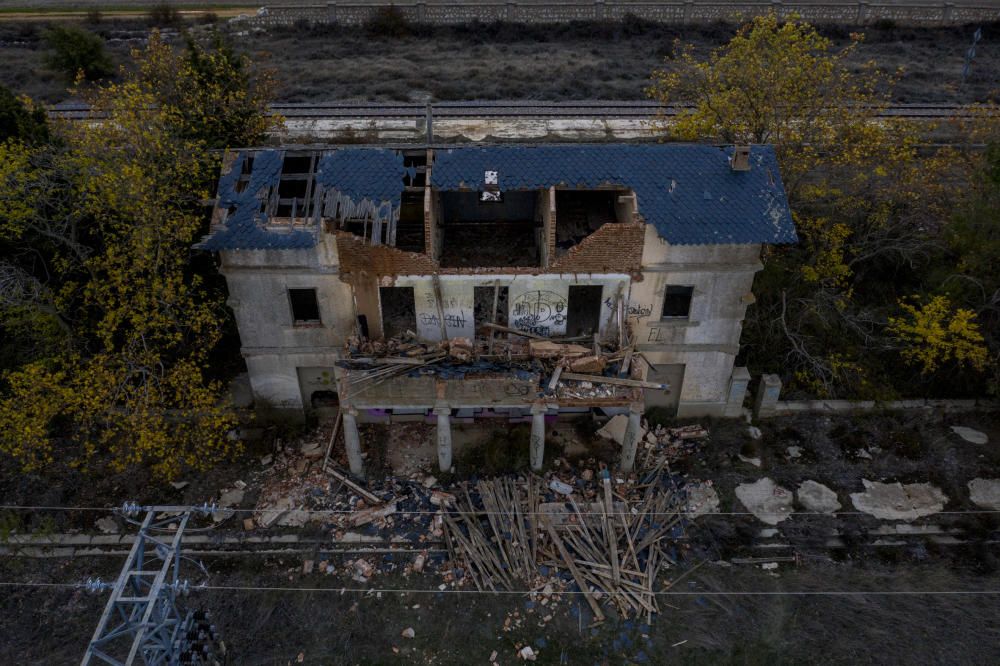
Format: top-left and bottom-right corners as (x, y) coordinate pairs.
(619, 403), (643, 473)
(530, 404), (547, 472)
(752, 374), (783, 420)
(342, 407), (365, 479)
(434, 407), (452, 472)
(724, 366), (751, 418)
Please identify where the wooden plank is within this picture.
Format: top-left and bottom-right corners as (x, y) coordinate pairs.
(324, 465), (381, 505)
(432, 274), (449, 342)
(547, 366), (563, 392)
(542, 516), (605, 623)
(482, 322), (546, 340)
(561, 372), (669, 390)
(603, 476), (620, 587)
(321, 407), (342, 471)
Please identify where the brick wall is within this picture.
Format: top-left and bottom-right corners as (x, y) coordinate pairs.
(336, 231), (439, 277)
(337, 220), (644, 278)
(548, 222), (644, 275)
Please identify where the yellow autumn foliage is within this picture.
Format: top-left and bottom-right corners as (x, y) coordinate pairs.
(887, 296), (988, 375)
(0, 32), (277, 479)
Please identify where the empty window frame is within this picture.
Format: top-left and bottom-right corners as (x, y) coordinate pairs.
(289, 288), (321, 325)
(661, 286), (694, 319)
(379, 286), (417, 339)
(474, 285), (509, 330)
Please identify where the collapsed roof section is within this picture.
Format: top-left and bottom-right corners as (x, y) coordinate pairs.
(430, 144), (797, 246)
(197, 143), (797, 252)
(198, 148), (413, 251)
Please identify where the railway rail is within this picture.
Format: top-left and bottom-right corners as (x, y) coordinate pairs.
(3, 522), (998, 559)
(48, 100), (981, 121)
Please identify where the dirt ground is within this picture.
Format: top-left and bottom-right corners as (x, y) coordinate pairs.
(2, 409), (1000, 663)
(2, 535), (1000, 664)
(1, 19), (998, 105)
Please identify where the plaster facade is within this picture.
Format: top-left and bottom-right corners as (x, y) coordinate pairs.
(208, 145), (790, 422)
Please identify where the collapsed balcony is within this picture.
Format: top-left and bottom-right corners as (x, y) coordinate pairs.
(335, 323), (668, 409)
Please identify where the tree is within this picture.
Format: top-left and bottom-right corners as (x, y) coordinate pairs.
(648, 14), (982, 398)
(43, 25), (114, 82)
(887, 296), (987, 375)
(0, 32), (279, 480)
(0, 85), (49, 144)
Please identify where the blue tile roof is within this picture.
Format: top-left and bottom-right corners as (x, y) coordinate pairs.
(198, 148), (411, 251)
(431, 144), (797, 245)
(199, 150), (316, 251)
(198, 144), (796, 252)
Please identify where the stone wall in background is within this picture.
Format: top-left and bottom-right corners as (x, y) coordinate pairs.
(233, 1), (1000, 28)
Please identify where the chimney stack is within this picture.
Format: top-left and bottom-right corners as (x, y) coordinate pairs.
(730, 145), (751, 172)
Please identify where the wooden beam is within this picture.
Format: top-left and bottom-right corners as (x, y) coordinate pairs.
(542, 516), (605, 623)
(561, 372), (669, 390)
(432, 274), (449, 342)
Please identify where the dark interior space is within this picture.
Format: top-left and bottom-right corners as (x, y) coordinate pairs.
(394, 191), (426, 253)
(566, 285), (604, 337)
(289, 288), (321, 324)
(275, 154), (314, 218)
(310, 390), (340, 409)
(439, 191), (541, 268)
(474, 285), (509, 333)
(403, 151), (427, 187)
(554, 189), (623, 256)
(661, 285), (694, 318)
(379, 286), (417, 338)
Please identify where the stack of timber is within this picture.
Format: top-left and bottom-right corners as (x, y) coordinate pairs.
(442, 470), (686, 623)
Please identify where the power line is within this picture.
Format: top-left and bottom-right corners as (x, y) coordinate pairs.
(3, 503), (1000, 518)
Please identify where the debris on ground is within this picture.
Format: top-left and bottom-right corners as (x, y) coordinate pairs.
(735, 478), (794, 525)
(967, 478), (1000, 511)
(95, 517), (118, 534)
(796, 480), (841, 514)
(517, 645), (537, 661)
(441, 468), (690, 623)
(596, 414), (632, 445)
(850, 480), (948, 521)
(950, 426), (989, 445)
(684, 481), (720, 519)
(400, 627), (415, 639)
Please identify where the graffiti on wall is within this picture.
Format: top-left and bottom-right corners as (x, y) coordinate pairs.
(511, 290), (566, 337)
(419, 310), (468, 329)
(605, 297), (653, 319)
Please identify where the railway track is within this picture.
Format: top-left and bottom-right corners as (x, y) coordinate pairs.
(4, 522), (998, 559)
(48, 100), (980, 121)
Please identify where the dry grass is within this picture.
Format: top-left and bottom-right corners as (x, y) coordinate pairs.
(1, 19), (997, 105)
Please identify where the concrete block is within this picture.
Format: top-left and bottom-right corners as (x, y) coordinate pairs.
(752, 374), (782, 419)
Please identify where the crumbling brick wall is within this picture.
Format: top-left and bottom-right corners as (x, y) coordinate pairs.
(336, 231), (439, 278)
(548, 222), (645, 274)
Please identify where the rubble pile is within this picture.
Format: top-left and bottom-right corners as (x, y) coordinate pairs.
(247, 418), (714, 624)
(337, 322), (670, 403)
(441, 466), (691, 623)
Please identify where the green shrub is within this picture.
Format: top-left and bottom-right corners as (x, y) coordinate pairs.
(42, 25), (114, 81)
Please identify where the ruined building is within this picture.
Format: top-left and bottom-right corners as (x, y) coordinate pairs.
(198, 144), (796, 475)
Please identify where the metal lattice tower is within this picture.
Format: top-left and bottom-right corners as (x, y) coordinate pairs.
(82, 506), (224, 666)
